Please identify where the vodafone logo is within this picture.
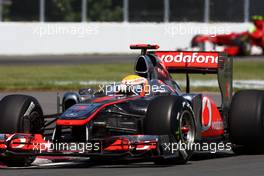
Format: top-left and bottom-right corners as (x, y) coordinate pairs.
(202, 97), (212, 131)
(160, 52), (218, 64)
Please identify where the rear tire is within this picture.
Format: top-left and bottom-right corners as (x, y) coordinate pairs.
(0, 94), (44, 167)
(229, 90), (264, 154)
(144, 96), (196, 164)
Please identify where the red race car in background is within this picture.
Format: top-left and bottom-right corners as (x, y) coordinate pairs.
(191, 16), (264, 56)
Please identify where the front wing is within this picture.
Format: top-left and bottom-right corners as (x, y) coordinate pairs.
(0, 133), (178, 160)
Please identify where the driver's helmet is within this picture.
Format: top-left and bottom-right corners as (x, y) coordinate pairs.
(120, 75), (149, 96)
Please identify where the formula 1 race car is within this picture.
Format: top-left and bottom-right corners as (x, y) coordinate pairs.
(0, 44), (264, 167)
(191, 16), (264, 56)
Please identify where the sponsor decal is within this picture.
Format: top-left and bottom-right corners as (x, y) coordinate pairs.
(202, 96), (212, 131)
(212, 121), (224, 130)
(201, 96), (225, 136)
(64, 113), (79, 118)
(154, 51), (219, 68)
(121, 77), (146, 85)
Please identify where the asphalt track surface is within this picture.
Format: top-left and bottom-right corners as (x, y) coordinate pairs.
(0, 55), (264, 175)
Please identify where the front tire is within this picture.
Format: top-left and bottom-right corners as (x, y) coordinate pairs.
(144, 96), (196, 164)
(0, 94), (44, 167)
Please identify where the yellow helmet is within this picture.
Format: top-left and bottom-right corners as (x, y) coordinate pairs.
(120, 75), (149, 96)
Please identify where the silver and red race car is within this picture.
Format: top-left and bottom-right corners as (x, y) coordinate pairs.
(0, 44), (264, 167)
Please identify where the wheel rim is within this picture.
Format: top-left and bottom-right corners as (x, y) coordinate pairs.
(179, 110), (195, 144)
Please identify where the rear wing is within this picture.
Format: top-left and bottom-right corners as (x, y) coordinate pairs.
(151, 51), (233, 111)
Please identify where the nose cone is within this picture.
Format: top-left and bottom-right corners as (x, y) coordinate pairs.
(60, 103), (101, 120)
